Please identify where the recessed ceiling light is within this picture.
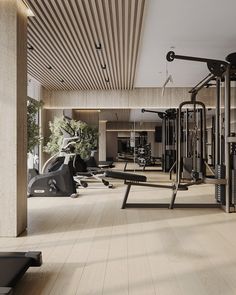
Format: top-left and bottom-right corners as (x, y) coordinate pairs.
(95, 43), (102, 50)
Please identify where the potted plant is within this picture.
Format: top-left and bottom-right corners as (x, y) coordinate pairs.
(44, 116), (98, 160)
(27, 98), (43, 153)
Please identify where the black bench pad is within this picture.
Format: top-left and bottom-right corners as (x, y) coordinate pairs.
(0, 257), (32, 287)
(0, 252), (42, 289)
(105, 171), (147, 182)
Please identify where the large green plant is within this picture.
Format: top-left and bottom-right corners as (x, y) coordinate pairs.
(27, 98), (43, 153)
(44, 116), (98, 159)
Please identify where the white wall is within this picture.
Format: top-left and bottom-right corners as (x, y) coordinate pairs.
(27, 75), (44, 100)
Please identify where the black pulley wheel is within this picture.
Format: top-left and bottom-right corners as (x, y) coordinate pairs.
(166, 51), (175, 62)
(226, 52), (236, 66)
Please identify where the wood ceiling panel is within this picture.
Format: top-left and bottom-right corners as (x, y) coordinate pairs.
(26, 0), (146, 90)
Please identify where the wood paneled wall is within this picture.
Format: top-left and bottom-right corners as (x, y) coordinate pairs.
(43, 87), (222, 109)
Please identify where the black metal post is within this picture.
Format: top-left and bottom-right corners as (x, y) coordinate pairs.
(215, 78), (221, 166)
(224, 66), (231, 212)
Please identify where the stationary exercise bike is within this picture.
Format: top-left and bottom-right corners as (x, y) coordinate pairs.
(28, 136), (79, 198)
(43, 118), (114, 189)
(46, 143), (114, 189)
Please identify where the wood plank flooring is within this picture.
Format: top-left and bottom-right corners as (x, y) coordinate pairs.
(1, 170), (236, 295)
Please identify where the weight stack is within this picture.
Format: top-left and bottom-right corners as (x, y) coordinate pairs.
(231, 169), (236, 205)
(215, 164), (226, 204)
(182, 157), (192, 179)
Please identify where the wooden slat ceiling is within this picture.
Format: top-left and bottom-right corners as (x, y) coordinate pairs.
(26, 0), (146, 90)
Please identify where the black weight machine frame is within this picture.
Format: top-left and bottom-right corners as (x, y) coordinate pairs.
(167, 51), (233, 212)
(118, 51), (234, 211)
(141, 108), (177, 172)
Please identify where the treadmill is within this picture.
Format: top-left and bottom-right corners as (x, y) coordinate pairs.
(0, 251), (42, 295)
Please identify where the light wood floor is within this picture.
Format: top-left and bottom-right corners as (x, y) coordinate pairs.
(1, 169), (236, 295)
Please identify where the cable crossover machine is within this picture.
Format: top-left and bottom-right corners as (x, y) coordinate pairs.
(107, 51), (236, 213)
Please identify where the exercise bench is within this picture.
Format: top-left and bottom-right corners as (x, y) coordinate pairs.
(105, 170), (182, 209)
(0, 251), (42, 295)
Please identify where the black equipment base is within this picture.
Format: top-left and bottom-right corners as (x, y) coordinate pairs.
(124, 203), (221, 209)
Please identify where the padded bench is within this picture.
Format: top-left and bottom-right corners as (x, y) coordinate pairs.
(105, 170), (163, 208)
(104, 170), (190, 209)
(105, 170), (147, 182)
(0, 252), (42, 295)
(105, 171), (221, 210)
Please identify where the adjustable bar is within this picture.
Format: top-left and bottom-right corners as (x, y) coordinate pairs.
(166, 51), (228, 77)
(166, 51), (228, 66)
(141, 109), (163, 115)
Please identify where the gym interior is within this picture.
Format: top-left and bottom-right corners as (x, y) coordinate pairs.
(1, 0), (236, 294)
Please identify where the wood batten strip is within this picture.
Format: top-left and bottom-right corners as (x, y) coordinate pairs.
(28, 0), (92, 90)
(88, 0), (113, 89)
(99, 0), (119, 89)
(27, 54), (66, 90)
(130, 0), (146, 88)
(91, 0), (116, 89)
(77, 0), (107, 90)
(128, 0), (138, 89)
(119, 0), (125, 89)
(27, 39), (75, 91)
(53, 0), (103, 90)
(27, 67), (57, 90)
(27, 56), (62, 90)
(27, 53), (59, 86)
(108, 0), (120, 89)
(26, 0), (146, 90)
(36, 0), (95, 89)
(28, 25), (82, 90)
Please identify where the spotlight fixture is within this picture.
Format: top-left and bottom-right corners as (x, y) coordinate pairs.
(27, 45), (34, 50)
(60, 79), (64, 83)
(95, 43), (102, 50)
(101, 64), (106, 70)
(105, 78), (109, 83)
(47, 65), (52, 70)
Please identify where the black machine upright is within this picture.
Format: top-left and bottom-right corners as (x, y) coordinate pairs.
(142, 108), (177, 172)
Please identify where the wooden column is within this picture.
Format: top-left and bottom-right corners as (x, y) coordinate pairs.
(0, 0), (28, 236)
(99, 121), (107, 161)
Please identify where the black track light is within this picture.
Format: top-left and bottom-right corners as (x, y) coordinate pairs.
(95, 43), (102, 50)
(27, 45), (34, 50)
